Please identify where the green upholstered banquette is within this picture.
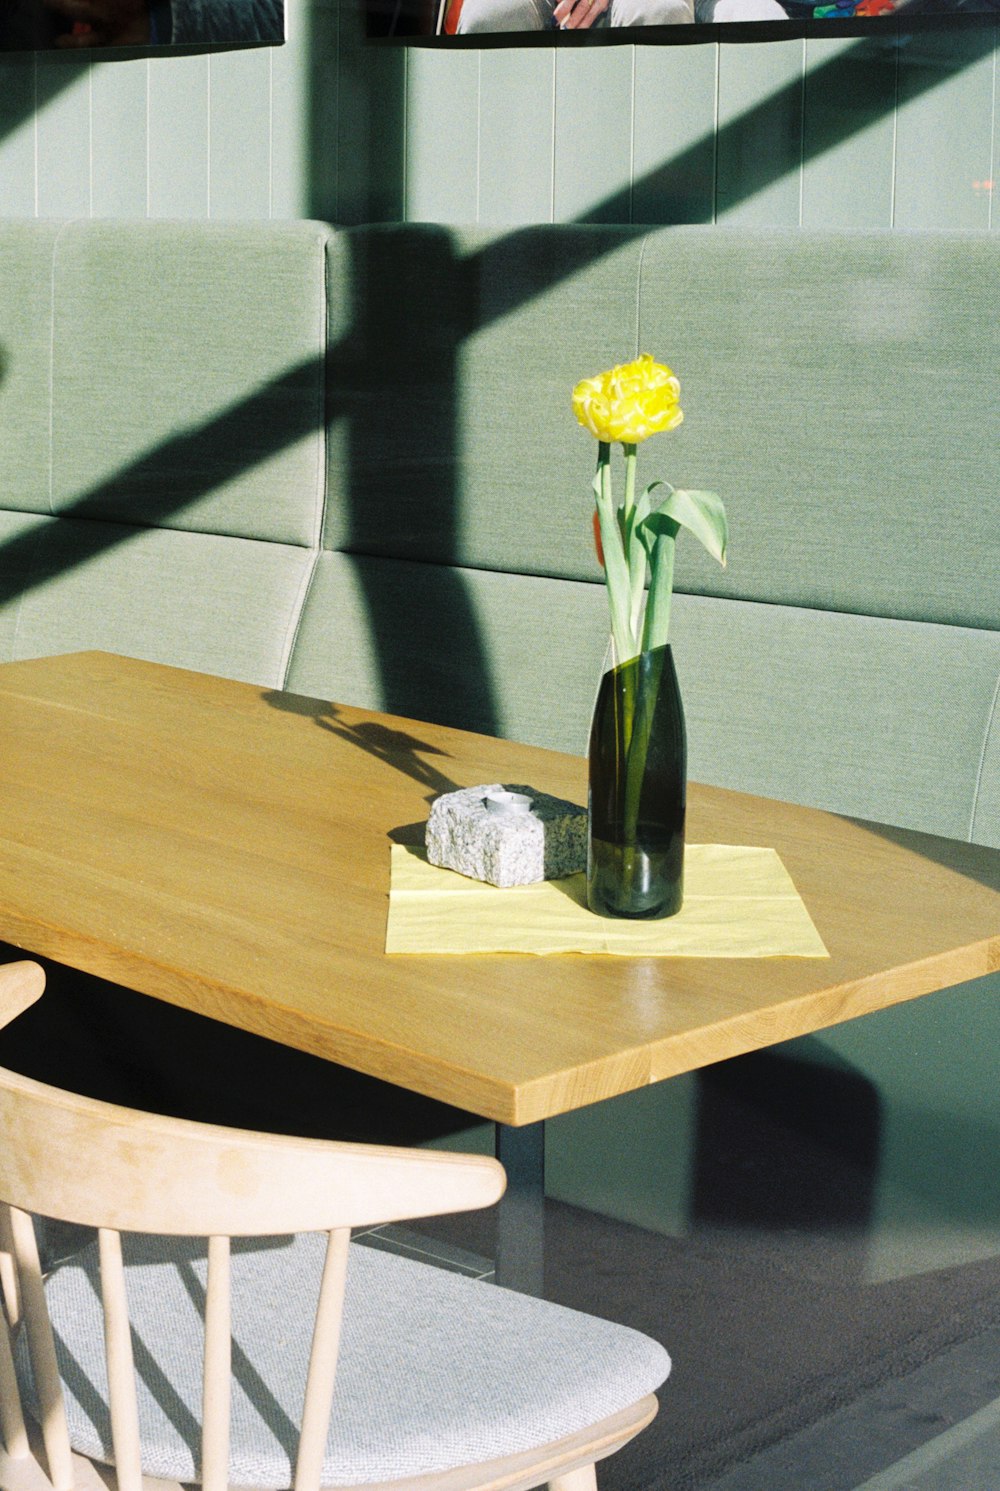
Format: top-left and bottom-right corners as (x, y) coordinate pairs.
(1, 219), (996, 849)
(1, 218), (998, 1262)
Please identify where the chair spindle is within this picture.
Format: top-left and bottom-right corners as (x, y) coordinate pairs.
(9, 1207), (73, 1490)
(98, 1229), (142, 1491)
(0, 1204), (21, 1328)
(549, 1467), (599, 1490)
(293, 1228), (351, 1491)
(0, 1205), (28, 1460)
(201, 1236), (231, 1491)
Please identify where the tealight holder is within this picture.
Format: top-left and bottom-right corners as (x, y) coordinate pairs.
(425, 783), (587, 888)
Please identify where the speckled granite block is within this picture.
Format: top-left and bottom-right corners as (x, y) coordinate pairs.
(425, 783), (587, 888)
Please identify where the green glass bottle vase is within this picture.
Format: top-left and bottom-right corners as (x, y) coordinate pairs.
(587, 643), (686, 919)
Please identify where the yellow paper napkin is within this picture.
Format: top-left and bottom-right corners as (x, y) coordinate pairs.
(386, 843), (828, 957)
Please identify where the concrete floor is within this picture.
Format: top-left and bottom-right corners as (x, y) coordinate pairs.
(701, 1325), (1000, 1491)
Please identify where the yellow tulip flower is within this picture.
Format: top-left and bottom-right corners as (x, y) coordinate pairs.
(572, 354), (683, 445)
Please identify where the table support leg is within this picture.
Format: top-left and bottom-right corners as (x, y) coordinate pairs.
(494, 1120), (545, 1296)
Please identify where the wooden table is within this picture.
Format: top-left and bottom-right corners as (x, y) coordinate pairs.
(1, 651), (999, 1288)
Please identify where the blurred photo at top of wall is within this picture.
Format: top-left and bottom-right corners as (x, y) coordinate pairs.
(0, 0), (284, 50)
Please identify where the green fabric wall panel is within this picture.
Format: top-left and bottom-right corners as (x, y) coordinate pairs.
(208, 48), (274, 221)
(716, 40), (804, 226)
(35, 60), (90, 218)
(334, 15), (405, 227)
(9, 518), (315, 689)
(479, 52), (556, 226)
(553, 48), (634, 224)
(893, 30), (997, 232)
(285, 553), (610, 755)
(0, 59), (37, 218)
(637, 227), (1000, 631)
(47, 220), (333, 546)
(632, 45), (717, 227)
(405, 51), (480, 224)
(0, 222), (61, 515)
(326, 223), (643, 574)
(271, 4), (311, 221)
(91, 63), (149, 218)
(148, 54), (209, 217)
(301, 0), (342, 224)
(670, 593), (1000, 844)
(800, 37), (897, 229)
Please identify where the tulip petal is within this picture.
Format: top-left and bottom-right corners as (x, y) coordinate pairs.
(572, 354), (683, 445)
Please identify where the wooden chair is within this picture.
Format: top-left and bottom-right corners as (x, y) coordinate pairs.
(0, 961), (669, 1491)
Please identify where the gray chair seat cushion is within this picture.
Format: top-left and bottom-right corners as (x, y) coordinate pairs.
(19, 1233), (670, 1487)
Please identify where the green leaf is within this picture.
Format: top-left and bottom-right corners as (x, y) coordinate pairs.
(640, 488), (727, 569)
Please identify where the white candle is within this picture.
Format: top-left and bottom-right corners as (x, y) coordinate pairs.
(483, 790), (533, 815)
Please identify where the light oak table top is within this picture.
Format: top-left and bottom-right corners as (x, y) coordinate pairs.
(0, 650), (997, 1127)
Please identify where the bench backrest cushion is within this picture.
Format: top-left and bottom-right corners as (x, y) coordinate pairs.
(0, 219), (997, 843)
(291, 223), (1000, 847)
(0, 220), (336, 687)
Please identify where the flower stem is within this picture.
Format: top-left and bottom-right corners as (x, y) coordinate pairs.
(593, 443), (635, 664)
(621, 443), (647, 640)
(622, 442), (637, 521)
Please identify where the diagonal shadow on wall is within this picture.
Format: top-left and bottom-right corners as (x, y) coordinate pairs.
(0, 25), (994, 735)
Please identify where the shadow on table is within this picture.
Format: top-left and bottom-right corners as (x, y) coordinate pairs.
(848, 816), (1000, 894)
(262, 689), (459, 801)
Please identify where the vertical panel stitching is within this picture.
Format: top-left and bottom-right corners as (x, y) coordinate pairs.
(549, 50), (556, 223)
(551, 49), (559, 222)
(145, 57), (151, 218)
(797, 40), (806, 227)
(87, 69), (94, 218)
(889, 34), (899, 229)
(312, 230), (329, 554)
(46, 222), (72, 517)
(206, 53), (213, 218)
(277, 215), (328, 687)
(634, 230), (650, 358)
(277, 547), (322, 689)
(628, 46), (635, 226)
(475, 51), (482, 224)
(969, 665), (1000, 843)
(711, 41), (719, 224)
(989, 32), (997, 233)
(32, 58), (39, 218)
(402, 49), (409, 219)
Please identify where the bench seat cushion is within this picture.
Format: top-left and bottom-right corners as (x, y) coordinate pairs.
(1, 514), (316, 688)
(286, 553), (1000, 848)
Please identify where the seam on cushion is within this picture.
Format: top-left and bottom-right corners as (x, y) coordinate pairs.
(278, 228), (330, 690)
(309, 229), (328, 553)
(277, 546), (322, 690)
(634, 232), (651, 360)
(969, 666), (1000, 843)
(46, 222), (73, 518)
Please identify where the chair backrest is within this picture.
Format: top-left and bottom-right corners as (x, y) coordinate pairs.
(0, 961), (506, 1491)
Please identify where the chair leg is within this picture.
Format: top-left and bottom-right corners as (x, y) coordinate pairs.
(548, 1466), (598, 1491)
